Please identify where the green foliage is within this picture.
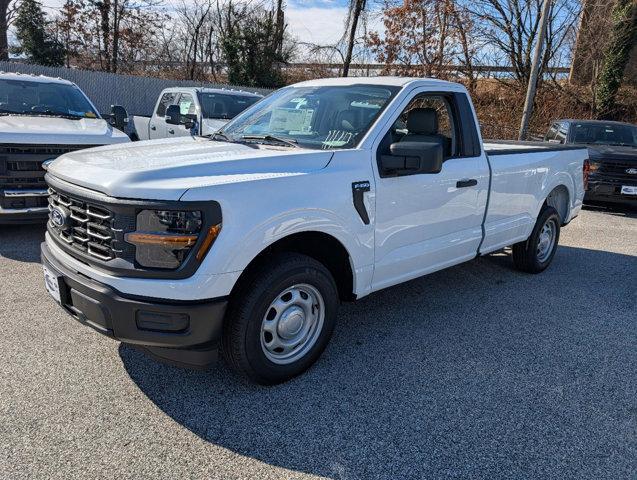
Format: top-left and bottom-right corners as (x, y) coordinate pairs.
(13, 0), (65, 66)
(595, 0), (637, 119)
(221, 4), (290, 88)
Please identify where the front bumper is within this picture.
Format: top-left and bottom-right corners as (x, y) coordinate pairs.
(585, 179), (637, 206)
(41, 241), (228, 368)
(0, 206), (49, 224)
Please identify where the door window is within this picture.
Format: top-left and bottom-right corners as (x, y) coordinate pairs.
(545, 123), (559, 142)
(178, 94), (196, 115)
(389, 95), (456, 158)
(555, 123), (568, 143)
(156, 93), (176, 117)
(376, 94), (460, 173)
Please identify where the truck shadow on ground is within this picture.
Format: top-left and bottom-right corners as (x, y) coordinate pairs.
(119, 245), (636, 479)
(0, 224), (46, 263)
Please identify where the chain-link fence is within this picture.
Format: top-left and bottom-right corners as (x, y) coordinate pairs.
(0, 61), (271, 117)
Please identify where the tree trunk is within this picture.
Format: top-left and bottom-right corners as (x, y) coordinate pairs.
(275, 0), (284, 57)
(0, 0), (9, 61)
(112, 0), (119, 73)
(98, 0), (111, 71)
(342, 0), (365, 77)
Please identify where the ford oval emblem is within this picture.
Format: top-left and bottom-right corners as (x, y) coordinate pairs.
(626, 168), (637, 175)
(51, 206), (70, 229)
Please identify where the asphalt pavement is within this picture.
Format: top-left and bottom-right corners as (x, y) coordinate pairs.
(1, 207), (636, 479)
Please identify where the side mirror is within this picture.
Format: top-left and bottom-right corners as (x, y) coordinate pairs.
(165, 104), (181, 125)
(380, 142), (443, 176)
(107, 105), (128, 132)
(183, 113), (197, 130)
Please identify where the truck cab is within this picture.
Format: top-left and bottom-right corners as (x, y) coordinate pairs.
(131, 87), (262, 141)
(0, 72), (130, 223)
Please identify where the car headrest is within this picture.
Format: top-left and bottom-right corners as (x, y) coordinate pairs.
(406, 108), (438, 135)
(337, 109), (360, 132)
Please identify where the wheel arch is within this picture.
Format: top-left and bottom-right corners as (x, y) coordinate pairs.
(543, 184), (570, 225)
(230, 231), (356, 302)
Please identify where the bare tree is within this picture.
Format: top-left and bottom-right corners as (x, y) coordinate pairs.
(0, 0), (18, 60)
(467, 0), (580, 85)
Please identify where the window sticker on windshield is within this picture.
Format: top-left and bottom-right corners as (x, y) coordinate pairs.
(269, 108), (314, 133)
(322, 130), (354, 149)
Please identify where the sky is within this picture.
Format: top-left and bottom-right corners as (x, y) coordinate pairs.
(34, 0), (377, 49)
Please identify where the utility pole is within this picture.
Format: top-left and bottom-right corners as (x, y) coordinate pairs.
(518, 0), (552, 140)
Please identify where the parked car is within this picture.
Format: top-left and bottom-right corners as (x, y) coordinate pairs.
(544, 119), (637, 206)
(0, 72), (130, 223)
(130, 87), (263, 141)
(41, 77), (588, 384)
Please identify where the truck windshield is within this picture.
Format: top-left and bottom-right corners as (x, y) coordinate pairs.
(199, 93), (261, 120)
(572, 122), (637, 147)
(219, 84), (400, 149)
(0, 79), (99, 119)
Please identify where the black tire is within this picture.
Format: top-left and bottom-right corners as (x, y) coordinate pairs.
(512, 206), (561, 274)
(221, 252), (339, 385)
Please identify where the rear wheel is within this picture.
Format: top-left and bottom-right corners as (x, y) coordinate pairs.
(512, 206), (561, 273)
(222, 253), (339, 385)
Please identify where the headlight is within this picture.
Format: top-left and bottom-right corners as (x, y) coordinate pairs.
(588, 160), (601, 173)
(125, 210), (220, 269)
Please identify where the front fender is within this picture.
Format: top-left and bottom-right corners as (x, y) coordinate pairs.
(180, 167), (376, 298)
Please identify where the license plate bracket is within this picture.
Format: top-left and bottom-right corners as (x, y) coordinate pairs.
(43, 264), (62, 304)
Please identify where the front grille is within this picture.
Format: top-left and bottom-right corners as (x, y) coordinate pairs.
(598, 161), (637, 180)
(0, 144), (98, 190)
(47, 187), (136, 263)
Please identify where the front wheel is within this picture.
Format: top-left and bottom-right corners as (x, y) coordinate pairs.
(221, 253), (339, 385)
(512, 206), (561, 273)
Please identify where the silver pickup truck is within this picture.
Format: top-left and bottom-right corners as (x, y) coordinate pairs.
(130, 87), (262, 141)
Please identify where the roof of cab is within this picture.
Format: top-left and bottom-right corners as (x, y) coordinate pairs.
(291, 76), (462, 89)
(558, 119), (636, 127)
(0, 71), (77, 86)
(161, 86), (263, 97)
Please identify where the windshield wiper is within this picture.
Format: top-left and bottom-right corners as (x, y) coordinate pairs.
(33, 110), (85, 120)
(208, 131), (234, 142)
(0, 109), (84, 120)
(239, 134), (299, 148)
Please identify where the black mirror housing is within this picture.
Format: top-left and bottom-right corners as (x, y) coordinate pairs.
(165, 104), (181, 125)
(380, 141), (443, 176)
(108, 104), (128, 132)
(183, 113), (197, 130)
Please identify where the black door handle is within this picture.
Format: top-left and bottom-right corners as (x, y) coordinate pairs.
(168, 128), (175, 134)
(456, 179), (478, 188)
(150, 125), (156, 130)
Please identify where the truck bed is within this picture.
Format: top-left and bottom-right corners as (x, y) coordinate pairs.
(484, 140), (588, 156)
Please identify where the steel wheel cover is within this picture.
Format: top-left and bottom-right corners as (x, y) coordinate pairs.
(260, 283), (325, 365)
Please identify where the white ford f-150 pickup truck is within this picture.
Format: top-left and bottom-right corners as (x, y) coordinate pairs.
(0, 72), (130, 223)
(130, 87), (262, 141)
(41, 77), (587, 384)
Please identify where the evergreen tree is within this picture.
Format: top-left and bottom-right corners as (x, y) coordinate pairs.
(220, 3), (291, 88)
(13, 0), (65, 66)
(595, 0), (637, 119)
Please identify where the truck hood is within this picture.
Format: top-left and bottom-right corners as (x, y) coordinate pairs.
(586, 144), (637, 162)
(47, 136), (334, 200)
(0, 115), (130, 145)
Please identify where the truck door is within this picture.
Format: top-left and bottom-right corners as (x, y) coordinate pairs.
(150, 92), (177, 139)
(168, 93), (197, 137)
(371, 91), (489, 291)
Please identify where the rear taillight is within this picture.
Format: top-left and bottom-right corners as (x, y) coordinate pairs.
(583, 159), (590, 190)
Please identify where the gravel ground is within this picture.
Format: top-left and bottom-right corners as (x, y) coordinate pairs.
(1, 207), (636, 480)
